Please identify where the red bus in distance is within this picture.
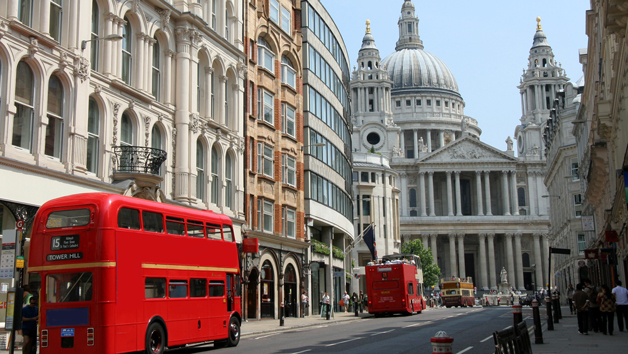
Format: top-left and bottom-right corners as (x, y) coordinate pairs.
(365, 254), (426, 317)
(28, 193), (241, 354)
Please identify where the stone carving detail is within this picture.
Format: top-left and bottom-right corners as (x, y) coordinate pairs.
(94, 84), (102, 93)
(190, 113), (200, 134)
(74, 56), (90, 83)
(28, 37), (39, 58)
(598, 123), (612, 141)
(144, 115), (152, 146)
(112, 102), (120, 145)
(448, 145), (488, 160)
(156, 8), (171, 26)
(392, 145), (403, 157)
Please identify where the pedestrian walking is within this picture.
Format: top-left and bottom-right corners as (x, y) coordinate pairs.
(597, 284), (616, 335)
(584, 279), (600, 332)
(342, 291), (350, 312)
(612, 280), (628, 331)
(22, 297), (38, 354)
(322, 292), (330, 319)
(301, 290), (308, 318)
(567, 284), (575, 315)
(352, 292), (359, 316)
(573, 283), (589, 335)
(363, 294), (368, 311)
(359, 290), (364, 313)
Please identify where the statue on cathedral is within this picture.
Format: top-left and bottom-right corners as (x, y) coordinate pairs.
(500, 267), (508, 284)
(392, 145), (403, 157)
(460, 117), (469, 135)
(506, 136), (514, 151)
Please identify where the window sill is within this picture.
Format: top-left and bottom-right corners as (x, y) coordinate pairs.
(257, 66), (276, 80)
(281, 83), (298, 94)
(281, 133), (298, 143)
(282, 184), (298, 192)
(257, 174), (276, 183)
(256, 119), (276, 131)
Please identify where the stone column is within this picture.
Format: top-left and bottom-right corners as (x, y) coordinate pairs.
(41, 0), (51, 36)
(533, 233), (544, 291)
(103, 14), (114, 75)
(484, 171), (493, 215)
(478, 233), (488, 290)
(487, 233), (497, 289)
(455, 171), (462, 216)
(135, 34), (146, 90)
(174, 28), (192, 201)
(419, 172), (427, 216)
(476, 171), (484, 215)
(527, 171), (537, 216)
(430, 234), (438, 266)
(413, 129), (418, 158)
(116, 20), (124, 78)
(502, 170), (511, 215)
(446, 171), (454, 216)
(542, 236), (550, 287)
(7, 0), (18, 19)
(400, 172), (408, 216)
(514, 233), (525, 290)
(146, 37), (156, 94)
(505, 233), (516, 287)
(68, 0), (78, 49)
(427, 130), (432, 152)
(457, 233), (466, 278)
(400, 131), (405, 157)
(219, 76), (228, 125)
(536, 172), (547, 215)
(510, 171), (520, 215)
(439, 131), (445, 148)
(165, 51), (175, 105)
(428, 172), (435, 216)
(449, 233), (457, 278)
(421, 234), (429, 250)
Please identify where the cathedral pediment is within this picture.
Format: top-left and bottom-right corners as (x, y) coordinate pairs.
(418, 136), (517, 164)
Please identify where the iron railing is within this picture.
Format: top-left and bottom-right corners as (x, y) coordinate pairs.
(113, 146), (167, 175)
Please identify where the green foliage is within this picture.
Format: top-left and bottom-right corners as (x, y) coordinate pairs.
(346, 271), (351, 281)
(370, 146), (376, 153)
(311, 239), (344, 260)
(400, 239), (441, 288)
(332, 246), (344, 260)
(352, 259), (355, 268)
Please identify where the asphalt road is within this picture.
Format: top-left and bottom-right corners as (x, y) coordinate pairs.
(164, 306), (538, 354)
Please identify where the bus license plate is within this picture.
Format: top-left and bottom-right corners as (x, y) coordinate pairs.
(61, 328), (75, 337)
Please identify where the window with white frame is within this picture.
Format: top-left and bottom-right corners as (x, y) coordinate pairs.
(90, 0), (99, 70)
(50, 0), (63, 42)
(225, 9), (229, 41)
(257, 37), (275, 74)
(248, 82), (254, 116)
(258, 88), (274, 125)
(269, 0), (279, 23)
(152, 38), (161, 99)
(281, 103), (295, 137)
(45, 75), (64, 160)
(281, 56), (296, 88)
(120, 113), (134, 146)
(571, 159), (580, 181)
(210, 71), (215, 118)
(577, 234), (586, 255)
(197, 63), (201, 113)
(87, 97), (100, 174)
(225, 153), (233, 209)
(122, 17), (132, 85)
(196, 140), (205, 201)
(283, 207), (296, 238)
(18, 0), (33, 27)
(281, 5), (291, 34)
(211, 0), (217, 30)
(13, 61), (35, 152)
(211, 146), (220, 204)
(257, 143), (274, 178)
(573, 194), (582, 217)
(224, 79), (229, 127)
(282, 154), (296, 187)
(151, 125), (163, 180)
(260, 199), (274, 233)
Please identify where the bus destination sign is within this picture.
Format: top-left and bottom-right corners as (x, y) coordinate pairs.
(46, 252), (83, 262)
(50, 235), (80, 251)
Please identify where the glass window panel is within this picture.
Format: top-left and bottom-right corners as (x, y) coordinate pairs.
(118, 208), (140, 229)
(145, 277), (166, 299)
(209, 281), (225, 297)
(190, 279), (207, 297)
(206, 223), (222, 240)
(169, 280), (188, 298)
(187, 220), (205, 237)
(142, 211), (164, 233)
(47, 272), (93, 303)
(166, 216), (186, 235)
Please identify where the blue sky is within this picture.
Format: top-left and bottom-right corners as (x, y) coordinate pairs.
(321, 0), (590, 152)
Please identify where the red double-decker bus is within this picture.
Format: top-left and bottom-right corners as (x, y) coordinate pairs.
(28, 193), (241, 354)
(365, 254), (426, 317)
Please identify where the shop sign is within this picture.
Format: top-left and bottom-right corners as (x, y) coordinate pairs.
(605, 230), (619, 242)
(581, 215), (595, 231)
(584, 249), (599, 260)
(242, 238), (259, 253)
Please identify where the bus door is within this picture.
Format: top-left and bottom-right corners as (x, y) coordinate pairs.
(227, 275), (233, 312)
(208, 279), (228, 337)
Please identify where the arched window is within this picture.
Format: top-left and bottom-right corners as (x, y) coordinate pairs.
(196, 62), (201, 113)
(225, 153), (233, 209)
(522, 253), (531, 268)
(122, 17), (132, 84)
(211, 0), (217, 30)
(211, 146), (220, 204)
(257, 37), (275, 74)
(409, 188), (417, 208)
(260, 261), (275, 318)
(18, 0), (33, 27)
(281, 56), (296, 88)
(87, 97), (100, 174)
(50, 0), (63, 42)
(225, 8), (229, 41)
(196, 140), (205, 201)
(13, 61), (35, 151)
(120, 113), (133, 146)
(224, 77), (229, 127)
(90, 0), (99, 70)
(152, 38), (160, 99)
(518, 187), (526, 206)
(210, 70), (215, 118)
(45, 75), (64, 159)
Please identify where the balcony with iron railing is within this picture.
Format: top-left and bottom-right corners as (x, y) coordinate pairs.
(112, 146), (167, 185)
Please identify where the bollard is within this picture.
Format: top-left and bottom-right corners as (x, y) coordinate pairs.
(512, 304), (523, 327)
(280, 302), (285, 326)
(555, 294), (563, 319)
(532, 299), (544, 344)
(545, 296), (554, 330)
(431, 331), (454, 354)
(552, 294), (559, 323)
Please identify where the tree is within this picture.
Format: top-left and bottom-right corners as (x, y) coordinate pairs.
(400, 239), (441, 288)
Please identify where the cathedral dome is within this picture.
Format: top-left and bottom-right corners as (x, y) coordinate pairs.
(382, 48), (459, 94)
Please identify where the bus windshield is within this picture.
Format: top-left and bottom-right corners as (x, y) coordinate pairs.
(46, 209), (90, 228)
(47, 272), (94, 303)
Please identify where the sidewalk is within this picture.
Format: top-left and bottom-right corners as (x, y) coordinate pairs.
(240, 310), (365, 337)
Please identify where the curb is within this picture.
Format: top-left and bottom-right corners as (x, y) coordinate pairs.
(241, 316), (364, 338)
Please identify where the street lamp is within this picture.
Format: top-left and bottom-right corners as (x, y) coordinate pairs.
(81, 34), (124, 51)
(531, 264), (537, 296)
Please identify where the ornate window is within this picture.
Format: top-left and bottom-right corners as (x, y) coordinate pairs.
(211, 146), (220, 204)
(257, 37), (275, 74)
(152, 38), (161, 99)
(120, 113), (133, 146)
(90, 0), (99, 70)
(151, 125), (163, 178)
(281, 56), (296, 88)
(87, 98), (100, 174)
(50, 0), (63, 42)
(257, 143), (274, 178)
(225, 153), (233, 209)
(282, 154), (296, 187)
(122, 17), (132, 85)
(13, 61), (35, 152)
(283, 207), (296, 238)
(45, 75), (64, 159)
(196, 140), (205, 201)
(281, 103), (295, 137)
(18, 0), (33, 27)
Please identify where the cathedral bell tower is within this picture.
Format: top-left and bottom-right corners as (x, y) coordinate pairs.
(515, 17), (569, 161)
(351, 20), (398, 154)
(396, 0), (423, 51)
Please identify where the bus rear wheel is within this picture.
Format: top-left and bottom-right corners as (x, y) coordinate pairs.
(145, 322), (166, 354)
(226, 317), (240, 347)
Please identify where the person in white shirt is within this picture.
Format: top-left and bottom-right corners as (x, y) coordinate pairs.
(342, 292), (350, 312)
(612, 280), (628, 331)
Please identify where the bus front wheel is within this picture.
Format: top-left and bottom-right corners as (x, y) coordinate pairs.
(145, 322), (166, 354)
(227, 317), (241, 347)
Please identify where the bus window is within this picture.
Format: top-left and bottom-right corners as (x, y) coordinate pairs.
(190, 279), (207, 297)
(118, 208), (141, 230)
(46, 272), (93, 303)
(408, 283), (414, 295)
(223, 225), (234, 242)
(209, 281), (225, 297)
(46, 209), (91, 228)
(446, 290), (457, 295)
(187, 220), (205, 238)
(142, 211), (164, 233)
(373, 280), (399, 290)
(166, 216), (186, 235)
(145, 278), (166, 299)
(207, 223), (222, 240)
(169, 280), (188, 298)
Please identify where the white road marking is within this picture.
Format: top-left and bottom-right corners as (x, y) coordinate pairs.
(403, 321), (432, 328)
(255, 333), (279, 340)
(503, 326), (512, 330)
(371, 329), (395, 336)
(291, 350), (311, 354)
(325, 337), (363, 347)
(457, 346), (473, 354)
(480, 335), (493, 343)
